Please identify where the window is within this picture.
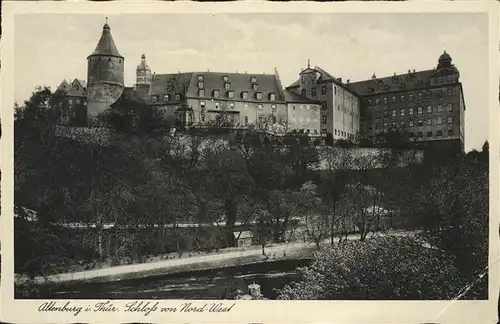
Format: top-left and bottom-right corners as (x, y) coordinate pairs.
(427, 131), (433, 137)
(241, 91), (248, 100)
(417, 107), (423, 115)
(321, 85), (327, 95)
(213, 90), (220, 98)
(427, 106), (432, 113)
(392, 110), (396, 117)
(301, 76), (305, 83)
(311, 88), (317, 97)
(383, 97), (388, 104)
(200, 101), (206, 108)
(426, 91), (432, 98)
(229, 102), (235, 109)
(400, 121), (405, 127)
(251, 77), (257, 83)
(447, 88), (454, 96)
(448, 129), (454, 136)
(383, 121), (388, 128)
(375, 98), (380, 105)
(151, 96), (157, 103)
(368, 99), (372, 106)
(321, 103), (327, 111)
(258, 104), (263, 110)
(301, 89), (307, 96)
(400, 109), (405, 117)
(334, 87), (337, 95)
(409, 120), (414, 127)
(418, 131), (423, 138)
(198, 89), (205, 97)
(252, 84), (259, 91)
(197, 75), (204, 81)
(392, 122), (396, 129)
(244, 116), (248, 125)
(215, 102), (220, 109)
(223, 76), (229, 82)
(224, 82), (231, 90)
(198, 81), (204, 88)
(427, 119), (432, 126)
(409, 94), (414, 102)
(243, 103), (249, 109)
(255, 92), (262, 100)
(437, 105), (444, 113)
(447, 104), (453, 112)
(163, 95), (169, 102)
(384, 109), (388, 116)
(269, 93), (276, 101)
(175, 94), (181, 101)
(417, 92), (423, 100)
(418, 120), (423, 127)
(447, 116), (453, 124)
(375, 123), (380, 130)
(437, 117), (443, 125)
(392, 96), (396, 103)
(437, 130), (443, 136)
(227, 91), (234, 99)
(409, 107), (414, 115)
(400, 95), (405, 102)
(321, 115), (327, 124)
(68, 99), (73, 105)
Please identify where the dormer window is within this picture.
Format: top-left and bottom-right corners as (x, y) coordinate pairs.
(213, 90), (220, 98)
(301, 89), (307, 96)
(241, 91), (249, 100)
(175, 94), (181, 101)
(227, 91), (234, 99)
(269, 93), (276, 101)
(197, 75), (204, 81)
(257, 104), (263, 110)
(164, 95), (169, 101)
(152, 96), (159, 103)
(223, 76), (230, 82)
(198, 89), (205, 97)
(229, 102), (235, 109)
(252, 84), (259, 91)
(198, 81), (204, 88)
(224, 82), (231, 90)
(250, 77), (257, 83)
(311, 88), (316, 97)
(255, 92), (263, 100)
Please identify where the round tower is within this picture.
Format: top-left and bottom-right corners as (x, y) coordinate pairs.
(136, 54), (152, 87)
(86, 19), (125, 121)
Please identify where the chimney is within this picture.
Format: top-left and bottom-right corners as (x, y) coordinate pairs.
(346, 79), (350, 84)
(393, 72), (397, 76)
(408, 70), (411, 74)
(413, 69), (416, 73)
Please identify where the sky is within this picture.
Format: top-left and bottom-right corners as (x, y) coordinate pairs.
(14, 13), (489, 151)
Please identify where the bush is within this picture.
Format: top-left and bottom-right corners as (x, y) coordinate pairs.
(277, 236), (463, 300)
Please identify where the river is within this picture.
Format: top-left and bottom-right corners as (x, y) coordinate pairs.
(22, 259), (312, 300)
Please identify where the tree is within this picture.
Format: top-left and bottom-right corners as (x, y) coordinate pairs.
(297, 181), (328, 250)
(277, 236), (463, 300)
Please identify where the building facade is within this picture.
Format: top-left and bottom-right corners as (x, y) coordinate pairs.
(56, 78), (88, 125)
(285, 63), (360, 141)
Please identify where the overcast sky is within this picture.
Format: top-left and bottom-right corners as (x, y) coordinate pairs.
(15, 13), (489, 151)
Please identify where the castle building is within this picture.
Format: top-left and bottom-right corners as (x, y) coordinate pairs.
(347, 51), (465, 152)
(86, 20), (125, 120)
(285, 61), (360, 140)
(57, 21), (465, 152)
(56, 78), (87, 125)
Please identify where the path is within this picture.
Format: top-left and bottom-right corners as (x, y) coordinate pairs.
(26, 229), (420, 285)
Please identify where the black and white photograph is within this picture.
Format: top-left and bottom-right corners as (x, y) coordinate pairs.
(1, 1), (499, 323)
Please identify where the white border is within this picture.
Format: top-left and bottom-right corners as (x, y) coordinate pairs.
(1, 1), (499, 323)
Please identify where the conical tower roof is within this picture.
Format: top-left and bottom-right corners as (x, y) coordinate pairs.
(88, 20), (123, 59)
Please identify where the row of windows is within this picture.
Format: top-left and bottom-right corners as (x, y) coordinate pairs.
(364, 104), (454, 119)
(291, 128), (320, 135)
(200, 101), (277, 111)
(366, 88), (455, 106)
(290, 117), (319, 124)
(301, 86), (356, 100)
(370, 116), (453, 129)
(197, 75), (258, 84)
(334, 129), (355, 140)
(67, 99), (86, 106)
(291, 104), (318, 111)
(365, 128), (455, 138)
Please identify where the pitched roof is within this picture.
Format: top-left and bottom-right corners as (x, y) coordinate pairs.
(286, 65), (354, 94)
(57, 78), (87, 97)
(283, 89), (322, 104)
(149, 71), (286, 103)
(88, 23), (123, 59)
(347, 69), (438, 96)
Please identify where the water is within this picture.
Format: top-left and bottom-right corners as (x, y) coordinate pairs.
(26, 259), (312, 300)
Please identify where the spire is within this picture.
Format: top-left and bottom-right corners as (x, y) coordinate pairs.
(307, 59), (310, 69)
(88, 18), (123, 59)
